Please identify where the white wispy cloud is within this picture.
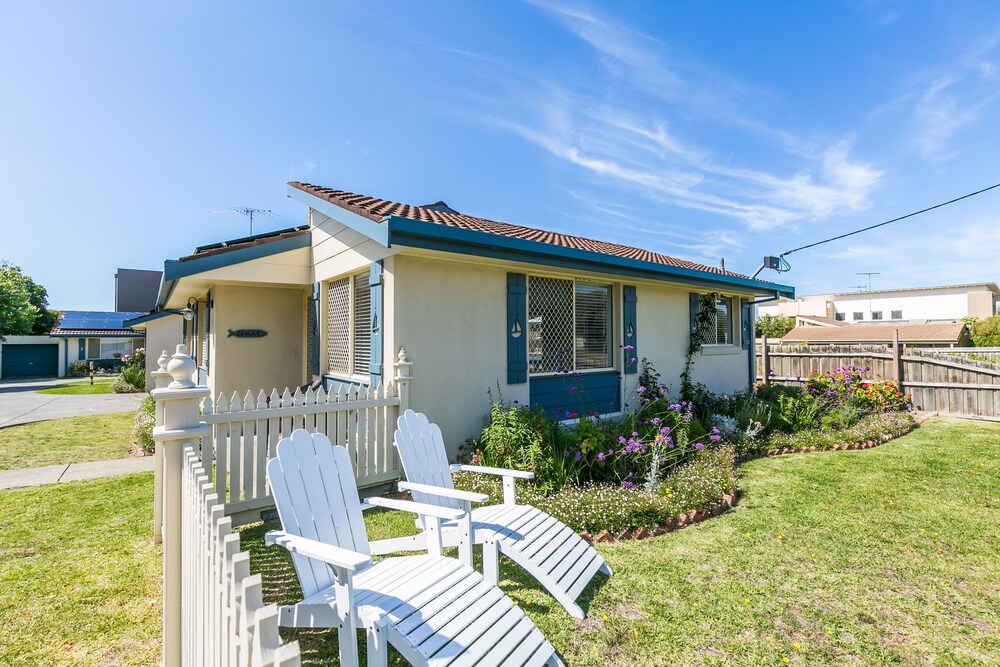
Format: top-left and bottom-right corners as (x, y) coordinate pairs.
(875, 30), (1000, 158)
(474, 2), (885, 231)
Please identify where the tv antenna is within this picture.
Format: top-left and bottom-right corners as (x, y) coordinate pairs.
(212, 207), (273, 236)
(847, 285), (868, 293)
(856, 272), (880, 292)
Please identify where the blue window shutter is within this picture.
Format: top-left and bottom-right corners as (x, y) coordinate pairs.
(78, 339), (85, 360)
(740, 298), (752, 349)
(623, 285), (638, 374)
(368, 261), (384, 386)
(507, 273), (527, 384)
(310, 282), (320, 376)
(689, 293), (700, 337)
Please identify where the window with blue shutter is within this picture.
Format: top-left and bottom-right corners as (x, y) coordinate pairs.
(368, 261), (384, 387)
(507, 273), (527, 384)
(740, 298), (752, 349)
(689, 293), (700, 338)
(623, 285), (637, 374)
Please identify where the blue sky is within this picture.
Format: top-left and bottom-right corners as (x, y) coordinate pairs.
(2, 1), (999, 309)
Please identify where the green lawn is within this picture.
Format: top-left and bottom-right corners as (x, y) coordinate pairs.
(37, 379), (115, 395)
(0, 473), (160, 666)
(0, 411), (135, 470)
(239, 417), (1000, 666)
(2, 418), (997, 666)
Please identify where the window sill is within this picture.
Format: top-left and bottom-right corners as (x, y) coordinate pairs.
(324, 373), (371, 385)
(699, 345), (743, 356)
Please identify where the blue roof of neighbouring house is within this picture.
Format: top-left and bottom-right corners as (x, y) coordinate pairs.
(287, 181), (796, 297)
(50, 311), (148, 337)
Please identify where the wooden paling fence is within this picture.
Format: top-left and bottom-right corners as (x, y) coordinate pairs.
(756, 338), (1000, 419)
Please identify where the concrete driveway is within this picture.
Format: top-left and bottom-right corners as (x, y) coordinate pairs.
(0, 378), (145, 428)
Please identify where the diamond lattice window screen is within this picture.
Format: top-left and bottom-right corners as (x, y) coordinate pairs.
(575, 282), (612, 369)
(706, 296), (733, 345)
(327, 277), (350, 375)
(353, 273), (371, 376)
(306, 294), (315, 372)
(528, 276), (574, 374)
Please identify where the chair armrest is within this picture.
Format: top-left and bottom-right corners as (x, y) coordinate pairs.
(449, 464), (535, 480)
(363, 496), (466, 521)
(265, 530), (371, 571)
(398, 481), (489, 504)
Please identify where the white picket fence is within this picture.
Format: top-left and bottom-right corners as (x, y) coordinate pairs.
(154, 346), (303, 667)
(180, 443), (300, 666)
(201, 372), (407, 525)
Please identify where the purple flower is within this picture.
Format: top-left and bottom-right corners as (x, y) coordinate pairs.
(709, 434), (722, 442)
(574, 451), (582, 462)
(623, 345), (634, 351)
(597, 452), (606, 462)
(622, 481), (634, 489)
(565, 410), (572, 418)
(563, 450), (570, 458)
(636, 386), (647, 394)
(569, 386), (577, 394)
(694, 442), (706, 450)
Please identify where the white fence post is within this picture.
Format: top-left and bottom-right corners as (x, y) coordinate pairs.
(153, 345), (211, 667)
(152, 350), (171, 545)
(394, 346), (412, 415)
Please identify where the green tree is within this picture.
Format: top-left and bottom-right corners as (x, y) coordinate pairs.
(0, 261), (58, 339)
(755, 314), (796, 339)
(966, 315), (1000, 347)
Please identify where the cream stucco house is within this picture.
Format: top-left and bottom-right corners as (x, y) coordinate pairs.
(142, 182), (794, 451)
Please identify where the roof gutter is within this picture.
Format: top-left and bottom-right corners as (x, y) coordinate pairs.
(386, 217), (796, 298)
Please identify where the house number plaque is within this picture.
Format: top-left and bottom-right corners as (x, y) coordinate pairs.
(227, 329), (268, 338)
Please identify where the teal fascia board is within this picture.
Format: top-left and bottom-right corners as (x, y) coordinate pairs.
(126, 311), (176, 327)
(386, 217), (795, 298)
(162, 233), (311, 283)
(157, 232), (311, 308)
(286, 184), (389, 246)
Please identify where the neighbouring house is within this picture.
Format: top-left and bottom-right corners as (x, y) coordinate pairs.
(126, 311), (185, 388)
(48, 311), (147, 375)
(780, 321), (970, 348)
(147, 182), (794, 452)
(116, 267), (163, 311)
(757, 283), (999, 324)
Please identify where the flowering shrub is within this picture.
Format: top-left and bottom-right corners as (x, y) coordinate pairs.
(742, 412), (916, 455)
(131, 395), (155, 453)
(454, 446), (738, 533)
(805, 365), (909, 414)
(114, 347), (147, 393)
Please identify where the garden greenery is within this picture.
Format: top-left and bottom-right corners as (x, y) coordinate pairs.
(461, 360), (916, 534)
(132, 395), (156, 454)
(112, 348), (146, 393)
(680, 292), (721, 401)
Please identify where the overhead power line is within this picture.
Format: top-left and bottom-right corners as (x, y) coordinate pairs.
(751, 180), (1000, 278)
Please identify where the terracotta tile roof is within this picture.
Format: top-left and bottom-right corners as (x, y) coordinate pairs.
(289, 182), (752, 280)
(180, 227), (309, 262)
(781, 322), (968, 343)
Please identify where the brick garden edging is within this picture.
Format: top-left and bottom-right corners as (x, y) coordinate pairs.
(579, 491), (741, 545)
(577, 415), (931, 544)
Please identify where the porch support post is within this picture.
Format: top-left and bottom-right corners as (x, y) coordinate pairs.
(152, 345), (211, 667)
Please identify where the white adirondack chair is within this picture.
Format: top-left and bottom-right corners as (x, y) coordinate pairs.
(371, 410), (612, 620)
(266, 429), (564, 667)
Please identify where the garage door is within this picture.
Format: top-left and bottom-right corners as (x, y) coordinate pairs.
(1, 344), (59, 378)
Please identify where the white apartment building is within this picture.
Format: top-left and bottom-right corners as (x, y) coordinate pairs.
(757, 282), (999, 324)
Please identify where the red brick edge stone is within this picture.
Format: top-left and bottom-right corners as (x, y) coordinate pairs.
(578, 417), (933, 545)
(579, 491), (741, 545)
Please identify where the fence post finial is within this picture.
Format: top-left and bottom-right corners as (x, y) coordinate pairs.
(166, 344), (196, 389)
(394, 346), (413, 414)
(151, 350), (174, 546)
